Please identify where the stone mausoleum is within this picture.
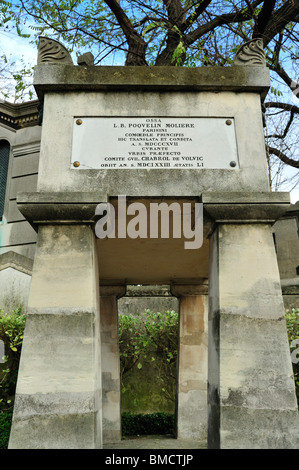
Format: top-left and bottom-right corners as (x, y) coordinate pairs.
(0, 37), (298, 449)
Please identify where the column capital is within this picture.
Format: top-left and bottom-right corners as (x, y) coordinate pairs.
(16, 191), (108, 228)
(170, 282), (208, 297)
(202, 192), (290, 228)
(100, 285), (126, 298)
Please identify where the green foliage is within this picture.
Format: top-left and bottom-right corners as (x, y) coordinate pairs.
(171, 41), (186, 66)
(5, 0), (297, 71)
(0, 308), (26, 354)
(121, 412), (175, 437)
(270, 86), (283, 97)
(0, 56), (36, 103)
(286, 309), (299, 343)
(285, 309), (299, 402)
(0, 308), (26, 410)
(119, 310), (178, 403)
(0, 409), (13, 449)
(0, 308), (26, 448)
(0, 1), (35, 103)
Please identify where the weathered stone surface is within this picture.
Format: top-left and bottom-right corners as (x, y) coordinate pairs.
(0, 267), (32, 312)
(37, 37), (73, 65)
(100, 285), (126, 298)
(208, 223), (299, 449)
(9, 225), (102, 449)
(0, 252), (33, 311)
(273, 206), (299, 279)
(203, 191), (290, 223)
(17, 191), (108, 226)
(171, 283), (208, 297)
(0, 251), (33, 275)
(9, 312), (99, 448)
(34, 67), (270, 196)
(77, 52), (94, 66)
(177, 295), (208, 440)
(100, 292), (122, 443)
(0, 99), (40, 129)
(34, 64), (270, 98)
(234, 38), (266, 67)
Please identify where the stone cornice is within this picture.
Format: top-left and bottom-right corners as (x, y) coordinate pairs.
(16, 191), (108, 229)
(202, 192), (290, 227)
(0, 99), (40, 129)
(16, 191), (290, 235)
(33, 64), (270, 101)
(282, 201), (299, 218)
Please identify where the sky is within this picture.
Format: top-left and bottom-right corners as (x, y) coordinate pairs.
(0, 22), (38, 73)
(0, 25), (298, 204)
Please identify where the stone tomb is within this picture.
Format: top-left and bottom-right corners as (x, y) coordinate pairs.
(8, 38), (299, 449)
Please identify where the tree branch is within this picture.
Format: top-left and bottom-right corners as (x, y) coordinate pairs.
(154, 0), (187, 65)
(162, 0), (185, 24)
(262, 0), (299, 46)
(181, 0), (213, 33)
(185, 1), (264, 47)
(252, 0), (276, 38)
(267, 146), (299, 169)
(104, 0), (147, 65)
(266, 110), (294, 139)
(265, 102), (299, 114)
(267, 59), (295, 88)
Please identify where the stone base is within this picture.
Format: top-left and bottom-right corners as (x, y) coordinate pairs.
(9, 312), (101, 449)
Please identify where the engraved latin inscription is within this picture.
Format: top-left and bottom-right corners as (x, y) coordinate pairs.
(71, 117), (239, 169)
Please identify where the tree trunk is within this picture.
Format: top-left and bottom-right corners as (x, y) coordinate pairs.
(155, 31), (185, 66)
(125, 33), (147, 66)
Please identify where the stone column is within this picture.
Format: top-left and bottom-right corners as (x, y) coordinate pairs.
(171, 284), (208, 440)
(8, 193), (106, 449)
(100, 285), (125, 443)
(204, 192), (299, 449)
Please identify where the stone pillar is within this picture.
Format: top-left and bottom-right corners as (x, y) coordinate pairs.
(204, 192), (299, 449)
(100, 285), (125, 443)
(171, 284), (208, 440)
(9, 193), (106, 449)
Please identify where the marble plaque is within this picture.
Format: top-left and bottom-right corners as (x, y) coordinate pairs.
(71, 117), (239, 169)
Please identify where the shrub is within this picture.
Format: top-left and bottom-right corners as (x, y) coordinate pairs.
(285, 308), (299, 403)
(0, 308), (26, 448)
(0, 410), (13, 449)
(122, 412), (175, 436)
(119, 310), (178, 403)
(0, 307), (26, 356)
